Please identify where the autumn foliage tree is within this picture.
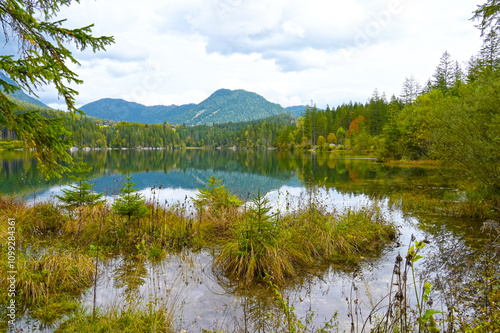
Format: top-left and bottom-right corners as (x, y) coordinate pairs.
(346, 116), (367, 138)
(326, 132), (337, 145)
(346, 116), (372, 151)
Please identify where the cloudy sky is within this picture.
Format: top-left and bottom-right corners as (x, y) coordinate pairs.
(5, 0), (485, 110)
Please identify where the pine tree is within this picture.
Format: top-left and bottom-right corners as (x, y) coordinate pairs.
(479, 29), (500, 69)
(466, 56), (482, 83)
(56, 159), (103, 210)
(400, 75), (421, 105)
(112, 174), (147, 226)
(473, 0), (500, 36)
(450, 61), (465, 91)
(432, 51), (454, 94)
(194, 176), (241, 215)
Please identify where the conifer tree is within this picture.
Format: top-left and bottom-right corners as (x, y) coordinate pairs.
(452, 61), (465, 88)
(473, 0), (500, 36)
(56, 159), (103, 209)
(194, 176), (241, 215)
(432, 51), (454, 94)
(400, 75), (421, 105)
(112, 174), (147, 226)
(479, 29), (500, 69)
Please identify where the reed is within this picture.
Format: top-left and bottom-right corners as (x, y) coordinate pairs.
(0, 248), (95, 325)
(56, 301), (175, 333)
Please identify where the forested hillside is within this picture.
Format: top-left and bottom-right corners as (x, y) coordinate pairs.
(1, 110), (294, 150)
(79, 98), (183, 124)
(0, 73), (51, 109)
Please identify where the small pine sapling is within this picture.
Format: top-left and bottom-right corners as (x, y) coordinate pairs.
(56, 158), (104, 211)
(112, 173), (147, 229)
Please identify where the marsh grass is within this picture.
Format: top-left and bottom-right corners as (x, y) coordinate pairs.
(389, 190), (496, 220)
(0, 248), (95, 325)
(0, 179), (396, 328)
(268, 232), (498, 333)
(56, 300), (175, 333)
(214, 191), (396, 286)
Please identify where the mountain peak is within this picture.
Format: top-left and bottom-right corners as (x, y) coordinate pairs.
(211, 88), (233, 95)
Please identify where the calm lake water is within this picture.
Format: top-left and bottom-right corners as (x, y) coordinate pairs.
(0, 149), (492, 332)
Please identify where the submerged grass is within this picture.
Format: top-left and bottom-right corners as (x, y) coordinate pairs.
(0, 246), (95, 326)
(56, 301), (175, 333)
(0, 180), (397, 329)
(388, 190), (498, 220)
(1, 171), (498, 331)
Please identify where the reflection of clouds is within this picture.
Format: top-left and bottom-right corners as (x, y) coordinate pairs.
(137, 187), (198, 205)
(27, 181), (473, 330)
(26, 185), (199, 209)
(24, 185), (69, 205)
(263, 185), (375, 215)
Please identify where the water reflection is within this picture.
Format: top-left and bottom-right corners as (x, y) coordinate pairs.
(0, 149), (450, 203)
(113, 256), (148, 301)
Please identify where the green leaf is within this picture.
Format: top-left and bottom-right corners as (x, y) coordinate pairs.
(422, 309), (442, 321)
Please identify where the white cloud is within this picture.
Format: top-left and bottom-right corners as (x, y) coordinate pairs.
(8, 0), (484, 111)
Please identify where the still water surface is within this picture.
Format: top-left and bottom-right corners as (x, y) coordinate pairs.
(0, 149), (489, 331)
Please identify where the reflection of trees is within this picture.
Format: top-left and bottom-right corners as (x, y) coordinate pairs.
(0, 151), (71, 196)
(414, 216), (499, 321)
(210, 273), (286, 333)
(113, 256), (148, 300)
(211, 260), (351, 332)
(1, 149), (457, 200)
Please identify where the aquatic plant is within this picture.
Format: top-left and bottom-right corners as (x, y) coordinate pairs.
(0, 249), (95, 325)
(267, 277), (340, 333)
(214, 192), (396, 286)
(214, 190), (300, 285)
(56, 300), (174, 333)
(388, 190), (497, 220)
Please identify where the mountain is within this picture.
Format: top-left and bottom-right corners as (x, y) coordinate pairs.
(286, 105), (307, 118)
(79, 98), (188, 124)
(80, 89), (289, 125)
(0, 72), (51, 109)
(164, 89), (287, 125)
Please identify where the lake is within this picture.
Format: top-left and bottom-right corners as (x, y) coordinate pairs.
(0, 149), (491, 332)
